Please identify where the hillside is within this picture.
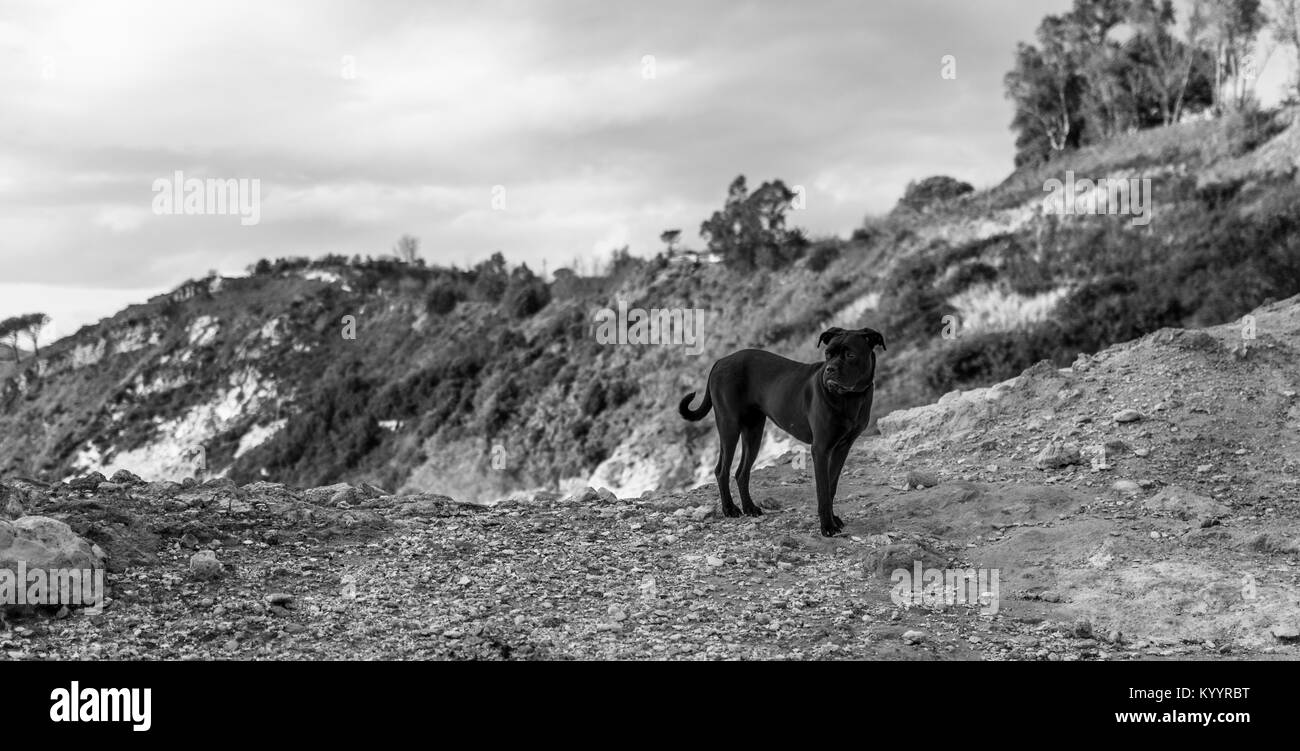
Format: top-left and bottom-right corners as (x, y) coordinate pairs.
(0, 344), (29, 381)
(2, 108), (1300, 504)
(4, 292), (1298, 659)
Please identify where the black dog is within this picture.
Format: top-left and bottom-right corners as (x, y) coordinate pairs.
(679, 327), (885, 537)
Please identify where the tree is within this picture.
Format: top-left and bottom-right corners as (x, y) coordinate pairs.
(1006, 0), (1223, 166)
(472, 252), (509, 302)
(1198, 0), (1268, 113)
(394, 234), (421, 264)
(1004, 17), (1087, 165)
(502, 264), (551, 318)
(1126, 0), (1217, 126)
(20, 313), (50, 358)
(659, 229), (682, 254)
(0, 317), (21, 363)
(699, 175), (803, 271)
(604, 245), (641, 277)
(1072, 0), (1132, 141)
(1272, 0), (1300, 99)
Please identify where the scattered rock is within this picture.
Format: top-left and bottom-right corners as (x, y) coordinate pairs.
(1143, 486), (1229, 521)
(201, 476), (239, 491)
(305, 483), (360, 506)
(1248, 534), (1300, 555)
(1035, 442), (1083, 470)
(864, 543), (947, 578)
(0, 485), (27, 520)
(902, 629), (926, 644)
(188, 550), (223, 580)
(67, 472), (107, 493)
(1112, 480), (1141, 496)
(359, 482), (390, 499)
(1112, 409), (1143, 423)
(904, 470), (939, 489)
(0, 516), (106, 575)
(562, 487), (601, 504)
(109, 469), (144, 485)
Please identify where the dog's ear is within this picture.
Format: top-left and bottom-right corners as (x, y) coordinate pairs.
(817, 327), (846, 349)
(859, 327), (887, 351)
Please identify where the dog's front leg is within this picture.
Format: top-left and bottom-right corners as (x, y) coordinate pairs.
(811, 444), (843, 536)
(827, 435), (857, 501)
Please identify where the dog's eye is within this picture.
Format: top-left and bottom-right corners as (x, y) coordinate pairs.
(845, 352), (856, 360)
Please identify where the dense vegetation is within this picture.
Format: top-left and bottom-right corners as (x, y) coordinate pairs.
(1004, 0), (1275, 166)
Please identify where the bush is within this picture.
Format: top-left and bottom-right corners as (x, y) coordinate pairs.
(426, 281), (462, 315)
(1224, 107), (1284, 157)
(581, 381), (607, 416)
(925, 326), (1064, 395)
(806, 242), (841, 272)
(502, 278), (551, 318)
(607, 379), (638, 407)
(894, 176), (974, 215)
(472, 253), (509, 302)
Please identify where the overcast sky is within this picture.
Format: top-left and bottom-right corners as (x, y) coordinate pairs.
(0, 0), (1291, 340)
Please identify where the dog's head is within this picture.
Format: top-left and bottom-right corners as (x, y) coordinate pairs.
(816, 327), (885, 395)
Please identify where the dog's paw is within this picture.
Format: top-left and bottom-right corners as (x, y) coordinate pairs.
(741, 504), (763, 517)
(820, 515), (845, 536)
(721, 503), (743, 518)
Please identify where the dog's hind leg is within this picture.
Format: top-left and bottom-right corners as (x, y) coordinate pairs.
(735, 415), (765, 516)
(714, 419), (743, 517)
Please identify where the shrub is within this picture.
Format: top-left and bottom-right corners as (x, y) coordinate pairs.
(806, 242), (841, 272)
(1224, 106), (1284, 157)
(894, 176), (974, 215)
(502, 278), (551, 318)
(426, 281), (462, 315)
(581, 381), (607, 416)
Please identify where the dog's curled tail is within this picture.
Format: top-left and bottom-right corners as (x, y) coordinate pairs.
(678, 391), (712, 421)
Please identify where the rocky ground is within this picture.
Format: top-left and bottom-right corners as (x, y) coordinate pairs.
(3, 295), (1300, 661)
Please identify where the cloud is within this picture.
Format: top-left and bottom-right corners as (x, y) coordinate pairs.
(24, 0), (1276, 330)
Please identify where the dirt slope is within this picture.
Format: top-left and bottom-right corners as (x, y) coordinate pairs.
(871, 292), (1300, 650)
